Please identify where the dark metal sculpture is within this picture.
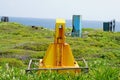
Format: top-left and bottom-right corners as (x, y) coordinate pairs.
(1, 16), (9, 22)
(103, 19), (116, 32)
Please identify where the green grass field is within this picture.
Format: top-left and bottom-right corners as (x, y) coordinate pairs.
(0, 22), (120, 80)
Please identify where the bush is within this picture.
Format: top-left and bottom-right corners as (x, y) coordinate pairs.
(0, 58), (25, 67)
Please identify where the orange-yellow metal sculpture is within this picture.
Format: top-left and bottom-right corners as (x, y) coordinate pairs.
(26, 19), (88, 73)
(39, 19), (80, 73)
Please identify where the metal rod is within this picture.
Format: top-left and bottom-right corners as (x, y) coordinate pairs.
(26, 67), (88, 71)
(82, 58), (88, 67)
(28, 59), (32, 69)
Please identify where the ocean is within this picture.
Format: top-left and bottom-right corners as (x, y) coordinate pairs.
(0, 16), (120, 31)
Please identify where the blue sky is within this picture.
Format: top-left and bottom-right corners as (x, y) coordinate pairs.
(0, 0), (120, 21)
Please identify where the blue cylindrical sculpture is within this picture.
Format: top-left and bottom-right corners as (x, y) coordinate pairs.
(71, 15), (82, 37)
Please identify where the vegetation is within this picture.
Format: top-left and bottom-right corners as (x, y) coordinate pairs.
(0, 22), (120, 80)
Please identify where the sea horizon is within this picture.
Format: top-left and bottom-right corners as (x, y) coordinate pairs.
(0, 16), (120, 32)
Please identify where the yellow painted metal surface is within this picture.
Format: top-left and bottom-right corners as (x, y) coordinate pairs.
(39, 19), (80, 73)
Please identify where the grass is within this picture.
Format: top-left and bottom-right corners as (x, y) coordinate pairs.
(0, 65), (119, 80)
(0, 22), (120, 80)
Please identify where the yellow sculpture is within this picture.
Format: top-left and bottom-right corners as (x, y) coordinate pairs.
(39, 19), (80, 73)
(26, 19), (89, 74)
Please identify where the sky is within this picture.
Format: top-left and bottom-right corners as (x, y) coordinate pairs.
(0, 0), (120, 21)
